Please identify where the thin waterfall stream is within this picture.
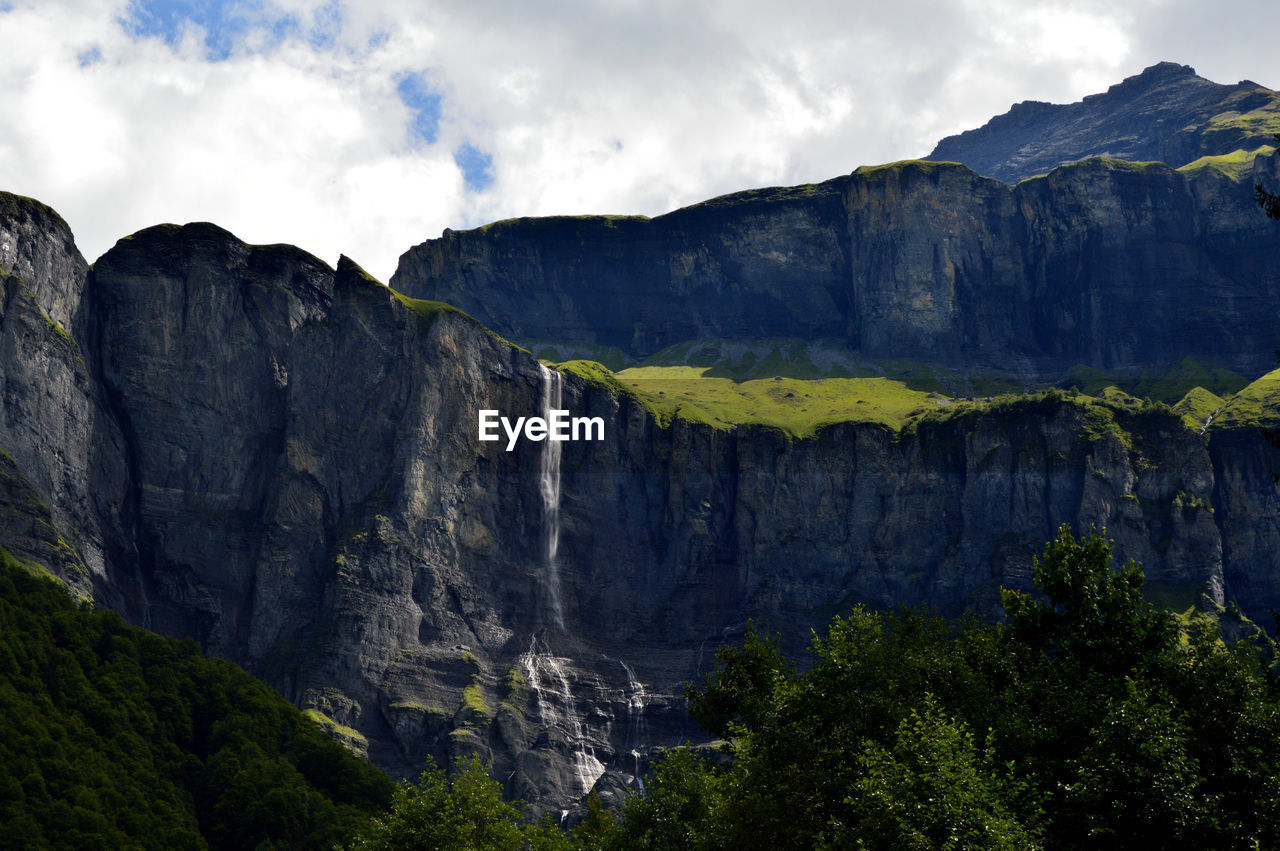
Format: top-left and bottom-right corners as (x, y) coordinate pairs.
(521, 364), (651, 800)
(522, 364), (604, 797)
(537, 363), (566, 628)
(619, 660), (648, 792)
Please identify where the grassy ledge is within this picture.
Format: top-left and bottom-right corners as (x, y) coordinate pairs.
(853, 159), (966, 179)
(1207, 367), (1280, 429)
(546, 346), (1280, 444)
(613, 366), (941, 436)
(1172, 386), (1226, 431)
(387, 286), (527, 351)
(390, 289), (470, 325)
(555, 358), (1280, 446)
(1177, 145), (1277, 180)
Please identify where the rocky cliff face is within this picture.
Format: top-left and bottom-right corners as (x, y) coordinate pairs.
(391, 181), (851, 358)
(1, 187), (1278, 816)
(927, 62), (1280, 183)
(0, 193), (129, 603)
(391, 153), (1280, 374)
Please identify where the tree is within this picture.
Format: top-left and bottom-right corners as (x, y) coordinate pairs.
(344, 756), (572, 851)
(837, 697), (1038, 851)
(1000, 525), (1178, 677)
(611, 749), (723, 851)
(641, 527), (1280, 848)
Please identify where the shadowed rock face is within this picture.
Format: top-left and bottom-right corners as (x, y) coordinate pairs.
(391, 153), (1280, 374)
(927, 62), (1280, 184)
(0, 193), (129, 604)
(390, 182), (852, 359)
(1, 169), (1279, 815)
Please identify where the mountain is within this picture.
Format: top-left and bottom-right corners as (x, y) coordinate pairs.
(5, 188), (1280, 817)
(391, 152), (1280, 370)
(4, 65), (1280, 817)
(926, 62), (1280, 183)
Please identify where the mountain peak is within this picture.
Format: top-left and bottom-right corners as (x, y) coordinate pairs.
(926, 62), (1278, 182)
(1088, 61), (1200, 101)
(1135, 60), (1196, 79)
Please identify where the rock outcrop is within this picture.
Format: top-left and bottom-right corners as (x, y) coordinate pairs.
(928, 62), (1280, 183)
(391, 153), (1280, 372)
(0, 193), (129, 603)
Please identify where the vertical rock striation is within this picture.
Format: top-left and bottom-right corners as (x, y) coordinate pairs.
(0, 192), (1275, 815)
(0, 192), (129, 602)
(391, 154), (1280, 377)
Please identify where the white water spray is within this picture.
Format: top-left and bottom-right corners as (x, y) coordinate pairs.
(619, 660), (649, 792)
(538, 364), (566, 628)
(522, 635), (606, 796)
(519, 367), (613, 799)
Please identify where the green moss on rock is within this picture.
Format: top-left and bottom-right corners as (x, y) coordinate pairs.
(461, 684), (492, 719)
(1209, 368), (1280, 429)
(1178, 145), (1277, 180)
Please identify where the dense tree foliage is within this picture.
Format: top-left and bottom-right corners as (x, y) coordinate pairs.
(9, 527), (1280, 849)
(344, 757), (551, 851)
(603, 526), (1280, 850)
(341, 757), (630, 851)
(0, 552), (394, 849)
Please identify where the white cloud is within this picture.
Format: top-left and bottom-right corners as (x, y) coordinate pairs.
(0, 0), (1278, 280)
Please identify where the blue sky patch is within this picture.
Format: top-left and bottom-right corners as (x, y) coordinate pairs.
(454, 143), (494, 193)
(306, 1), (341, 49)
(118, 0), (341, 60)
(77, 46), (104, 67)
(396, 72), (442, 145)
(121, 0), (250, 60)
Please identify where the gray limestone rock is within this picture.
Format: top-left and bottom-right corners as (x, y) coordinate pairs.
(391, 154), (1280, 375)
(0, 189), (1274, 818)
(0, 194), (129, 603)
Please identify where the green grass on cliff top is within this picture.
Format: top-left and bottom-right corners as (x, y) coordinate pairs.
(1064, 357), (1248, 403)
(524, 339), (633, 372)
(610, 365), (948, 434)
(1208, 367), (1280, 429)
(550, 357), (1280, 440)
(391, 289), (470, 324)
(578, 361), (1146, 439)
(853, 159), (965, 179)
(1171, 386), (1226, 431)
(1178, 145), (1277, 180)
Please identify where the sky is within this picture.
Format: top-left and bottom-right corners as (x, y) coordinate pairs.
(2, 0), (1278, 281)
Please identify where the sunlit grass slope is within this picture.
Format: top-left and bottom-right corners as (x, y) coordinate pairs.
(1210, 367), (1280, 428)
(610, 365), (946, 434)
(549, 357), (1280, 440)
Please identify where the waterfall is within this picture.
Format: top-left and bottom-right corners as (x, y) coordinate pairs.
(520, 366), (609, 799)
(538, 364), (565, 629)
(522, 635), (606, 796)
(619, 660), (648, 792)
